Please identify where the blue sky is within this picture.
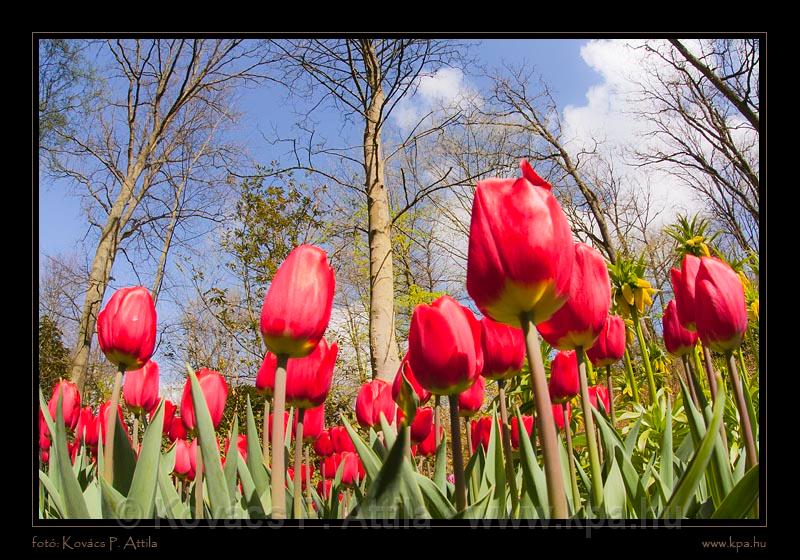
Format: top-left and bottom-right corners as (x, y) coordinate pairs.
(39, 39), (600, 268)
(38, 39), (605, 387)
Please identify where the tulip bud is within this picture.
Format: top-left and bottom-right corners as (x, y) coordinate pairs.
(297, 404), (325, 442)
(587, 385), (610, 413)
(355, 379), (397, 428)
(395, 364), (420, 427)
(470, 416), (494, 454)
(256, 339), (338, 408)
(695, 257), (748, 353)
(314, 429), (334, 457)
(510, 415), (534, 450)
(662, 300), (698, 356)
(123, 360), (160, 415)
(180, 368), (228, 431)
(552, 402), (572, 431)
(324, 452), (362, 486)
(168, 414), (187, 442)
(38, 410), (50, 451)
(408, 295), (483, 395)
(467, 160), (575, 326)
(671, 255), (701, 331)
(396, 406), (434, 444)
(48, 380), (81, 430)
(75, 406), (99, 448)
(152, 399), (176, 435)
(223, 434), (248, 463)
(538, 243), (611, 350)
(267, 411), (292, 443)
(96, 286), (157, 371)
(259, 245), (335, 358)
(480, 317), (525, 381)
(329, 425), (354, 454)
(173, 438), (194, 480)
(417, 424), (444, 457)
(391, 354), (431, 405)
(586, 314), (626, 367)
(548, 350), (579, 404)
(457, 375), (485, 417)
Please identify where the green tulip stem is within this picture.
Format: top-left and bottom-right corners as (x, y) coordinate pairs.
(262, 400), (270, 468)
(132, 417), (139, 449)
(497, 380), (520, 513)
(194, 444), (204, 519)
(103, 366), (124, 484)
(447, 394), (467, 512)
(520, 314), (569, 519)
(623, 347), (641, 405)
(270, 354), (289, 520)
(685, 353), (708, 410)
(605, 366), (616, 426)
(699, 344), (729, 450)
(562, 405), (581, 510)
(576, 346), (604, 510)
(681, 355), (700, 408)
(736, 351), (758, 444)
(434, 395), (441, 447)
(464, 416), (473, 460)
(693, 344), (708, 393)
(304, 445), (313, 510)
(726, 352), (758, 471)
(631, 309), (658, 403)
(293, 407), (305, 519)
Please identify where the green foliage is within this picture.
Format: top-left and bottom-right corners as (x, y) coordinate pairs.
(38, 315), (70, 395)
(664, 213), (720, 262)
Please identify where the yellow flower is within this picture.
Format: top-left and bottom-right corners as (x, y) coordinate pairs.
(748, 299), (759, 322)
(622, 284), (634, 305)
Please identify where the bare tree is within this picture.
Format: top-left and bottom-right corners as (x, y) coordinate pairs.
(631, 39), (760, 255)
(40, 39), (277, 390)
(266, 39), (465, 382)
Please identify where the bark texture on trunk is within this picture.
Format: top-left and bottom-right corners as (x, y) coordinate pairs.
(362, 40), (400, 382)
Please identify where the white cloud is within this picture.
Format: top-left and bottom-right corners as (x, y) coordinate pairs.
(561, 39), (701, 225)
(392, 68), (480, 132)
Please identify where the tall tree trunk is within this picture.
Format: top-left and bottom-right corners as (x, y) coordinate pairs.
(151, 186), (183, 306)
(69, 218), (121, 391)
(362, 40), (400, 382)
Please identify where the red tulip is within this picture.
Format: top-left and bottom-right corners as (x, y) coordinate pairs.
(466, 159), (575, 327)
(69, 439), (80, 464)
(297, 404), (325, 442)
(396, 406), (434, 444)
(552, 402), (572, 431)
(548, 350), (579, 404)
(391, 354), (431, 405)
(75, 406), (99, 448)
(510, 415), (534, 450)
(417, 425), (444, 457)
(671, 254), (701, 331)
(314, 430), (334, 457)
(38, 410), (50, 451)
(180, 368), (228, 430)
(48, 380), (81, 430)
(457, 375), (485, 417)
(151, 399), (176, 435)
(408, 295), (483, 395)
(586, 314), (626, 367)
(259, 245), (335, 358)
(173, 438), (194, 480)
(695, 257), (748, 353)
(287, 464), (315, 488)
(256, 339), (337, 408)
(267, 411), (292, 443)
(40, 449), (49, 464)
(538, 243), (610, 350)
(123, 360), (160, 415)
(323, 452), (362, 486)
(480, 317), (525, 381)
(96, 286), (157, 370)
(662, 300), (699, 356)
(223, 434), (248, 463)
(168, 414), (187, 442)
(99, 401), (126, 445)
(316, 479), (343, 502)
(470, 416), (494, 454)
(588, 385), (610, 413)
(355, 379), (397, 428)
(329, 425), (354, 454)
